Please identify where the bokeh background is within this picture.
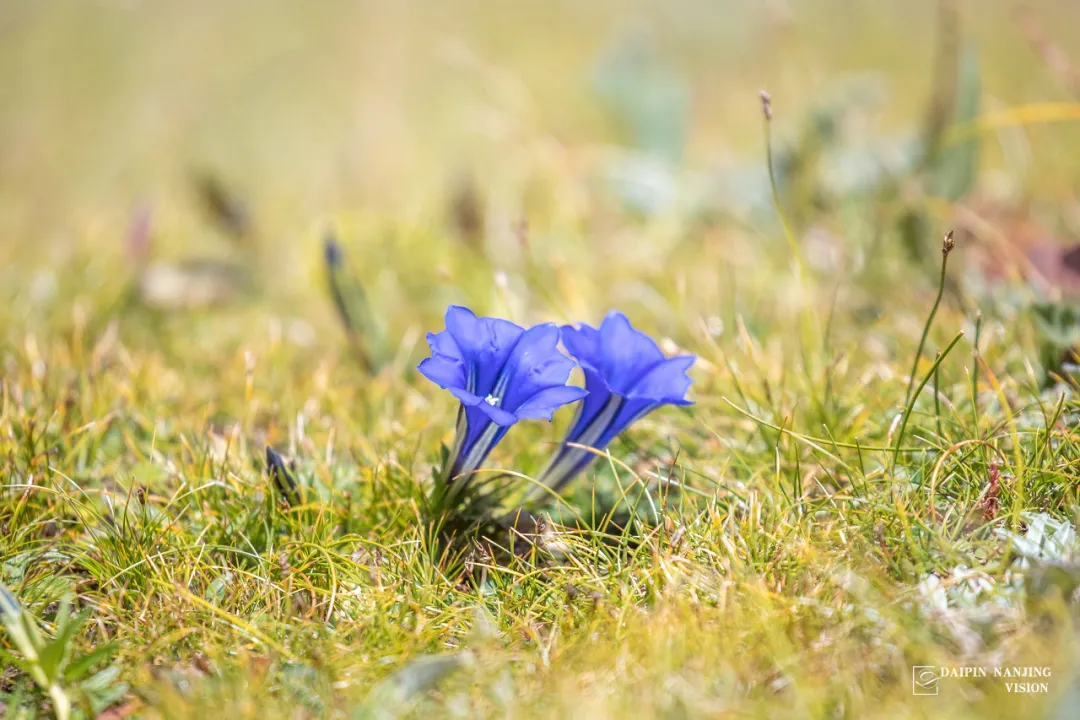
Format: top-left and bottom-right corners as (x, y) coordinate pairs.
(3, 0), (1080, 249)
(8, 0), (1080, 416)
(5, 0), (1080, 406)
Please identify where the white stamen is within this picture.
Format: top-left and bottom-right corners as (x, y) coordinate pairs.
(485, 394), (500, 407)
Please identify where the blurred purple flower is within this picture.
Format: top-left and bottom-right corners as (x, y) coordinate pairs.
(419, 306), (586, 493)
(539, 311), (694, 492)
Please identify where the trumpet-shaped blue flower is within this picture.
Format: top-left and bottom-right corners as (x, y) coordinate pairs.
(418, 306), (587, 494)
(539, 311), (694, 492)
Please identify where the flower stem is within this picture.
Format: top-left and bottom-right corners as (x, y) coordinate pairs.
(901, 232), (953, 414)
(891, 233), (955, 476)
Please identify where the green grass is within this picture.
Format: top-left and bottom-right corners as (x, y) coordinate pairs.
(5, 2), (1080, 718)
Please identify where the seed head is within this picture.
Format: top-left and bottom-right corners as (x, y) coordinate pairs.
(943, 230), (955, 255)
(760, 90), (773, 121)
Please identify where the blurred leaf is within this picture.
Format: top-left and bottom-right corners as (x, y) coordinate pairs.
(447, 171), (485, 254)
(325, 234), (386, 373)
(593, 26), (687, 164)
(897, 209), (933, 267)
(355, 653), (470, 720)
(920, 0), (960, 160)
(438, 442), (451, 476)
(195, 173), (252, 242)
(1032, 302), (1080, 349)
(204, 573), (233, 605)
(36, 601), (89, 684)
(1024, 561), (1080, 604)
(278, 663), (326, 717)
(998, 511), (1080, 562)
(0, 586), (76, 720)
(602, 153), (679, 216)
(1031, 300), (1080, 385)
(77, 665), (129, 717)
(931, 45), (981, 200)
(64, 643), (117, 684)
(775, 75), (889, 217)
(0, 584), (46, 675)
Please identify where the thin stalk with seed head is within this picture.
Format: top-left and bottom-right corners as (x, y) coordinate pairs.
(761, 90), (808, 276)
(892, 229), (957, 474)
(761, 89), (822, 415)
(901, 230), (954, 414)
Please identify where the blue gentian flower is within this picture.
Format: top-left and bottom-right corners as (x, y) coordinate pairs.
(538, 311), (694, 492)
(418, 306), (587, 500)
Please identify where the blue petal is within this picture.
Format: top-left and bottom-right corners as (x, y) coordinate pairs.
(598, 311), (665, 395)
(560, 323), (604, 373)
(427, 329), (463, 362)
(444, 305), (479, 333)
(446, 305), (524, 396)
(628, 355), (695, 404)
(542, 315), (696, 492)
(417, 356), (466, 390)
(498, 323), (577, 412)
(514, 385), (588, 421)
(471, 401), (518, 427)
(448, 386), (485, 406)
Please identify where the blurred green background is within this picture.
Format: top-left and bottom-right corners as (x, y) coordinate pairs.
(2, 0), (1079, 255)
